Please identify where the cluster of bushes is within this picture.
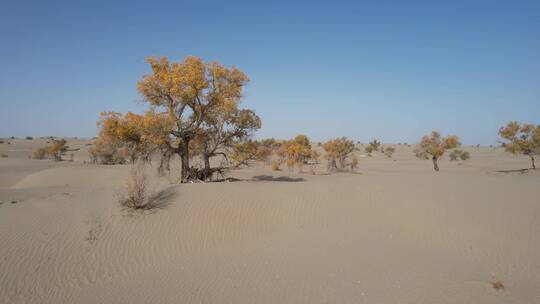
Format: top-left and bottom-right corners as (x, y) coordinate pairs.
(449, 149), (470, 161)
(32, 139), (69, 161)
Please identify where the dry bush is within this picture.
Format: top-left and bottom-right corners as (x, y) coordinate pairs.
(413, 147), (429, 160)
(368, 139), (381, 152)
(492, 281), (505, 291)
(271, 161), (281, 171)
(350, 155), (359, 171)
(118, 166), (150, 210)
(449, 149), (470, 161)
(32, 147), (48, 159)
(48, 139), (68, 161)
(364, 146), (374, 156)
(0, 153), (7, 158)
(383, 146), (396, 158)
(31, 139), (68, 161)
(25, 136), (33, 140)
(0, 139), (5, 144)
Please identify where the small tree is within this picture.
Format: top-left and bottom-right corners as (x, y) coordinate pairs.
(322, 137), (355, 172)
(499, 121), (540, 169)
(416, 131), (460, 171)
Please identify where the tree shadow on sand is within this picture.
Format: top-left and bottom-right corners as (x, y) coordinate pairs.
(494, 168), (534, 174)
(145, 187), (177, 210)
(252, 175), (305, 182)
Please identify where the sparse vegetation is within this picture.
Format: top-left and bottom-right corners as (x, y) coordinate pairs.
(449, 149), (470, 161)
(25, 136), (33, 140)
(415, 131), (460, 171)
(499, 121), (540, 169)
(350, 155), (359, 171)
(0, 153), (7, 158)
(364, 146), (374, 156)
(383, 146), (396, 158)
(32, 139), (68, 161)
(118, 166), (150, 210)
(368, 139), (381, 152)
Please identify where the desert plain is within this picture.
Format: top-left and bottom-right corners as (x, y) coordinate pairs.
(0, 138), (539, 304)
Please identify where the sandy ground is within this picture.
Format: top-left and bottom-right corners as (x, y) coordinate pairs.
(0, 138), (539, 303)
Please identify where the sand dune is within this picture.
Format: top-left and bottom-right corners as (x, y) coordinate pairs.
(0, 139), (539, 303)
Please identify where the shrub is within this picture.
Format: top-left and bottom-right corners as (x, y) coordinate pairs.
(0, 139), (4, 144)
(460, 151), (470, 160)
(383, 146), (396, 158)
(368, 139), (381, 152)
(449, 150), (460, 161)
(364, 146), (374, 156)
(48, 139), (68, 161)
(0, 153), (7, 158)
(32, 147), (48, 159)
(271, 161), (281, 171)
(118, 166), (149, 210)
(350, 155), (359, 171)
(25, 136), (33, 140)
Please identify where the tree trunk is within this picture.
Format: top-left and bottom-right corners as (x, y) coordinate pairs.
(203, 154), (212, 181)
(179, 140), (190, 182)
(432, 156), (439, 172)
(531, 155), (536, 170)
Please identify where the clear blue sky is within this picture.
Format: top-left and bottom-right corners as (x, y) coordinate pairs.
(1, 0), (539, 145)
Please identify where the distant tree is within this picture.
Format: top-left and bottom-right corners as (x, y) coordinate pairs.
(499, 121), (540, 169)
(416, 131), (460, 171)
(322, 137), (355, 172)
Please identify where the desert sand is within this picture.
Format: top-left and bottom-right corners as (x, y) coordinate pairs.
(0, 138), (539, 303)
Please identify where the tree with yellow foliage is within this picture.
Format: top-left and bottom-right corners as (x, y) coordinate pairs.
(322, 137), (355, 172)
(499, 121), (540, 169)
(137, 56), (251, 182)
(277, 135), (314, 173)
(416, 131), (460, 171)
(191, 107), (261, 180)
